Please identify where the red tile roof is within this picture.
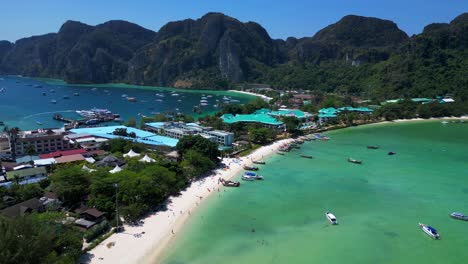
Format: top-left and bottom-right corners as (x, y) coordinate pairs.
(40, 149), (86, 159)
(55, 154), (85, 164)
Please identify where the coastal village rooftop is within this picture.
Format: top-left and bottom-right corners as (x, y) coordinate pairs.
(70, 126), (179, 148)
(318, 107), (374, 119)
(221, 108), (312, 128)
(221, 113), (284, 126)
(145, 122), (234, 146)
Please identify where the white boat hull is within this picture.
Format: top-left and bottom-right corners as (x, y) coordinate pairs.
(419, 223), (440, 239)
(326, 212), (338, 225)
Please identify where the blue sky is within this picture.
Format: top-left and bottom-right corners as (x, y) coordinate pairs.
(1, 0), (466, 42)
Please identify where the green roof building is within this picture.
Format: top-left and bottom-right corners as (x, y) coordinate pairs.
(6, 167), (47, 181)
(318, 106), (373, 124)
(221, 113), (284, 129)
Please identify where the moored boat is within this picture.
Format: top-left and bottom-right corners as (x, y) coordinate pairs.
(50, 100), (57, 104)
(219, 178), (240, 187)
(252, 160), (265, 165)
(127, 97), (137, 102)
(419, 223), (440, 239)
(300, 155), (313, 159)
(367, 145), (379, 149)
(348, 158), (362, 164)
(243, 165), (259, 171)
(74, 92), (79, 96)
(388, 151), (397, 155)
(450, 212), (468, 221)
(277, 152), (285, 155)
(242, 172), (264, 181)
(326, 212), (338, 225)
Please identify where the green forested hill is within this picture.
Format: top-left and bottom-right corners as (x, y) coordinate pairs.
(0, 12), (467, 101)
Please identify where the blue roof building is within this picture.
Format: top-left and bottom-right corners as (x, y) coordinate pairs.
(70, 126), (179, 147)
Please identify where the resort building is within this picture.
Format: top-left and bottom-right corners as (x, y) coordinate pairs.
(145, 122), (234, 146)
(0, 134), (11, 159)
(64, 133), (109, 151)
(1, 198), (45, 219)
(70, 126), (179, 148)
(5, 167), (47, 186)
(10, 128), (74, 157)
(221, 113), (285, 130)
(259, 108), (313, 120)
(289, 94), (312, 106)
(382, 97), (455, 105)
(318, 107), (374, 124)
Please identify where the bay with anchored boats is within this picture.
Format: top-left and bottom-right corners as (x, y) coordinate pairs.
(159, 120), (468, 264)
(0, 76), (252, 130)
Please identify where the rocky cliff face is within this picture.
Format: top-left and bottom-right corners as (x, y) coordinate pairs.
(288, 15), (409, 64)
(127, 13), (281, 86)
(0, 12), (466, 93)
(0, 20), (155, 83)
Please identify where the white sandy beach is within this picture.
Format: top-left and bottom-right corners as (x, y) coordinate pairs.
(228, 90), (273, 102)
(83, 138), (293, 264)
(360, 116), (468, 128)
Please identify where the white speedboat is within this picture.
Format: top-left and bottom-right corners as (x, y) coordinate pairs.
(241, 172), (264, 181)
(419, 223), (440, 239)
(450, 212), (468, 221)
(325, 212), (338, 225)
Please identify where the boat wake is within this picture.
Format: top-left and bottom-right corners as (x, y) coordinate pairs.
(23, 110), (76, 119)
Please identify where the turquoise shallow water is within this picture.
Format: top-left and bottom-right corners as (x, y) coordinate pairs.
(161, 121), (468, 264)
(0, 76), (252, 130)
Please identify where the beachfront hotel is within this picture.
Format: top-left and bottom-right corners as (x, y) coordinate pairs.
(70, 125), (179, 148)
(221, 112), (285, 129)
(145, 122), (234, 146)
(220, 108), (313, 130)
(318, 107), (374, 124)
(7, 128), (74, 157)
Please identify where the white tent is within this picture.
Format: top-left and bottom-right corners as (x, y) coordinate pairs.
(82, 165), (96, 173)
(109, 165), (123, 174)
(123, 149), (140, 158)
(139, 154), (156, 163)
(85, 157), (96, 164)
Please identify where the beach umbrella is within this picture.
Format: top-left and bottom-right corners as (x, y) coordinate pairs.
(109, 165), (123, 174)
(123, 149), (140, 158)
(139, 154), (156, 163)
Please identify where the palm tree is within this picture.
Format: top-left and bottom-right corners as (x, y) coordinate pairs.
(8, 127), (20, 159)
(25, 145), (37, 163)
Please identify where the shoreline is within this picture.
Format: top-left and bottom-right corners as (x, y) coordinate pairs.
(84, 138), (293, 264)
(2, 75), (257, 98)
(82, 116), (467, 263)
(228, 90), (273, 102)
(354, 116), (468, 129)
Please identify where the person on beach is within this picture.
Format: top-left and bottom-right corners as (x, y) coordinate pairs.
(172, 230), (175, 235)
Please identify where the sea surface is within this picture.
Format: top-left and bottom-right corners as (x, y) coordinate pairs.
(0, 76), (252, 130)
(160, 121), (468, 264)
